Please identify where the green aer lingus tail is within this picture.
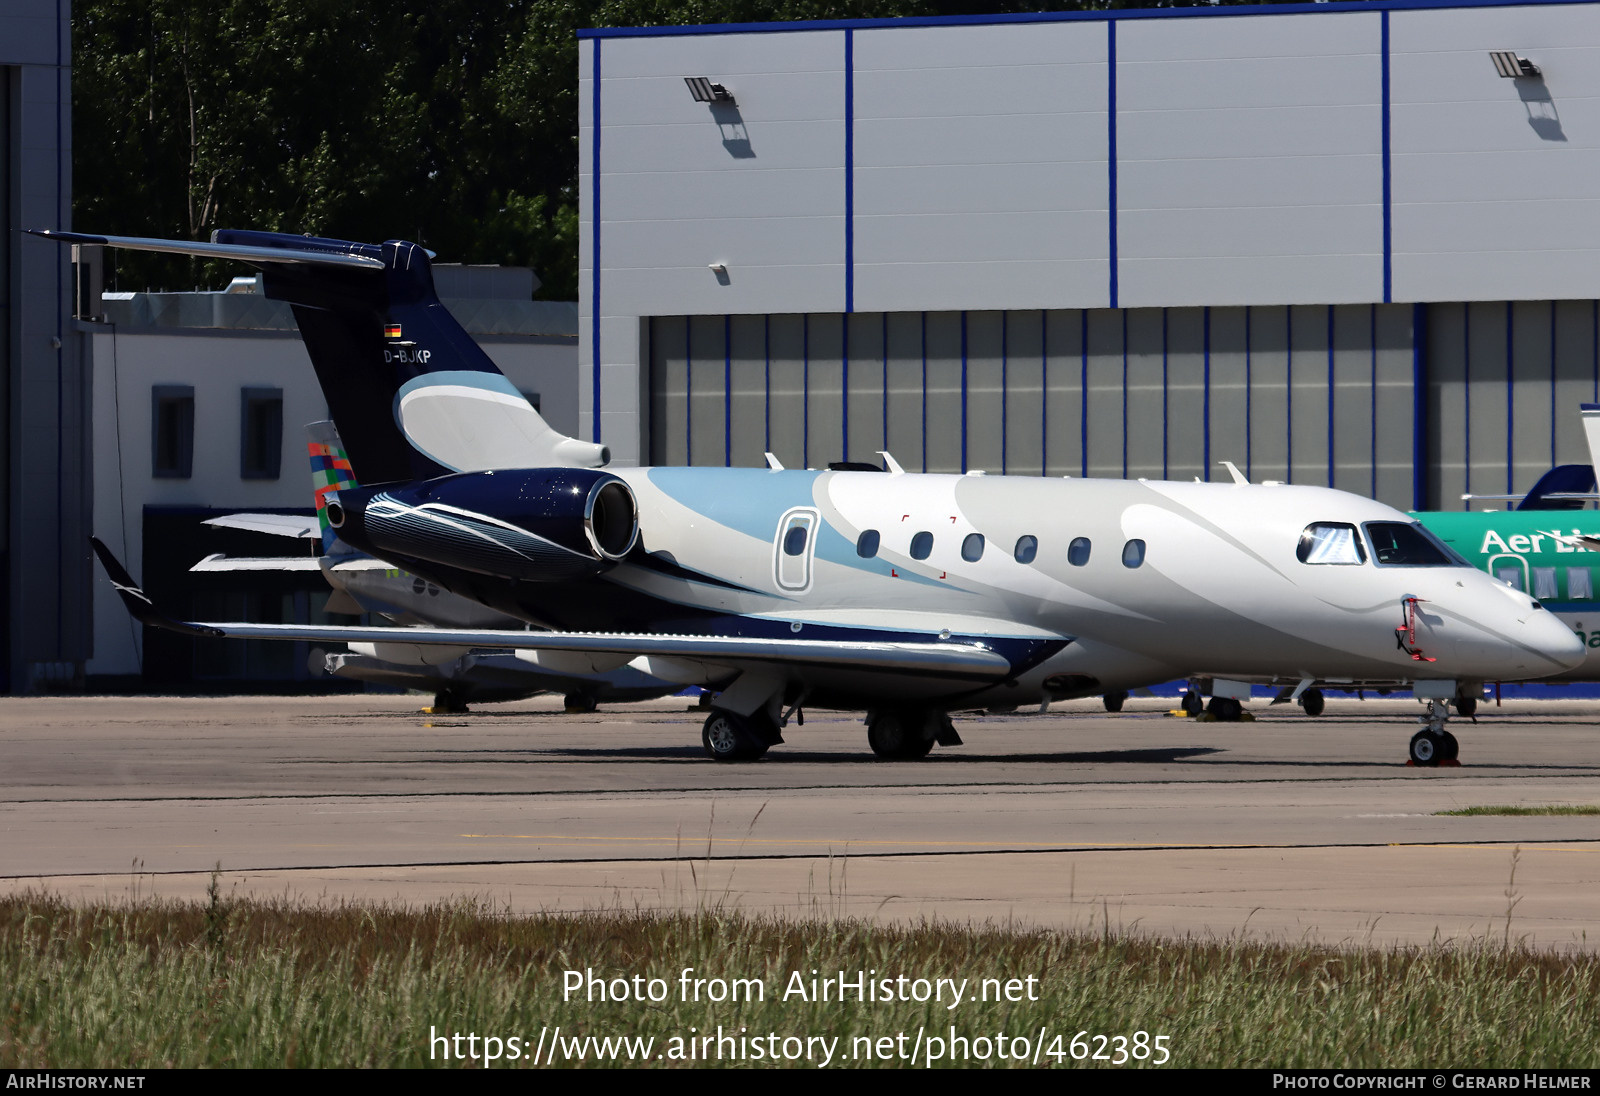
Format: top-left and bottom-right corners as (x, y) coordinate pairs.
(1415, 403), (1600, 682)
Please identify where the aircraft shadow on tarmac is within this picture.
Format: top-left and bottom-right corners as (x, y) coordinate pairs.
(512, 745), (1227, 765)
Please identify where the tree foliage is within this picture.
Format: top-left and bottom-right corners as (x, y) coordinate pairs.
(74, 0), (1253, 297)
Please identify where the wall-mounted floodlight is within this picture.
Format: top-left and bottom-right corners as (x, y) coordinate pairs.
(685, 76), (735, 104)
(1490, 50), (1541, 78)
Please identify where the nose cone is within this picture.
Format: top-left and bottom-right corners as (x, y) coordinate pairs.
(1522, 605), (1588, 674)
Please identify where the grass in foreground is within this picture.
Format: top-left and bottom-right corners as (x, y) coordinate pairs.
(1436, 805), (1600, 817)
(3, 892), (1599, 1068)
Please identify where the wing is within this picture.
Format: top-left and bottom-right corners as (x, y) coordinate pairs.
(93, 538), (1030, 682)
(202, 513), (320, 539)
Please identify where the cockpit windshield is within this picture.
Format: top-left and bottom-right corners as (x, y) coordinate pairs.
(1297, 522), (1366, 565)
(1363, 521), (1470, 567)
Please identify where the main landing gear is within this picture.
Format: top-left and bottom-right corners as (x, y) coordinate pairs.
(1407, 700), (1461, 766)
(701, 708), (783, 762)
(866, 707), (963, 760)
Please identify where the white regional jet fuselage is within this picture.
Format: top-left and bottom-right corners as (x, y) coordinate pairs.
(582, 465), (1581, 711)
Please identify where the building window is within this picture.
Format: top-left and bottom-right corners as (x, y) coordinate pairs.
(152, 385), (194, 479)
(240, 387), (283, 480)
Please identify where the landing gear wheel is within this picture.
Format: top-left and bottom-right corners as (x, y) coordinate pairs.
(1299, 688), (1325, 717)
(1456, 696), (1478, 718)
(431, 687), (468, 714)
(867, 709), (937, 760)
(1440, 731), (1460, 762)
(1103, 691), (1128, 713)
(701, 710), (770, 762)
(1181, 691), (1204, 717)
(563, 692), (598, 714)
(1206, 696), (1243, 722)
(1409, 729), (1442, 766)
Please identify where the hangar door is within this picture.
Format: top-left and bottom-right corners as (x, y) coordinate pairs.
(1425, 302), (1600, 511)
(649, 305), (1417, 511)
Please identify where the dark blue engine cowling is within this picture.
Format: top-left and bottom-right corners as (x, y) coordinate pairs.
(328, 468), (639, 582)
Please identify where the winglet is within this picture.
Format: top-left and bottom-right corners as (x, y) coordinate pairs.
(89, 537), (225, 637)
(1219, 460), (1249, 485)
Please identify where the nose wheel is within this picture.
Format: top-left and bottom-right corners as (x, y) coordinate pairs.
(1408, 700), (1461, 766)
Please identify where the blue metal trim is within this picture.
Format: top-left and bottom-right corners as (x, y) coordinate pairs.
(1041, 310), (1049, 477)
(1327, 305), (1336, 488)
(1080, 309), (1089, 479)
(685, 316), (693, 466)
(1463, 304), (1471, 501)
(1507, 300), (1515, 494)
(591, 38), (603, 445)
(1203, 307), (1212, 480)
(1001, 311), (1009, 475)
(1594, 300), (1598, 403)
(764, 314), (772, 454)
(921, 312), (928, 472)
(1371, 305), (1379, 500)
(1286, 307), (1294, 484)
(1552, 300), (1558, 469)
(1161, 308), (1170, 479)
(724, 314), (732, 467)
(1108, 21), (1119, 311)
(842, 314), (851, 460)
(845, 28), (854, 316)
(577, 0), (1596, 39)
(1121, 309), (1129, 478)
(1245, 306), (1253, 480)
(882, 312), (890, 453)
(1413, 302), (1428, 511)
(1381, 11), (1392, 305)
(961, 311), (970, 473)
(803, 314), (811, 470)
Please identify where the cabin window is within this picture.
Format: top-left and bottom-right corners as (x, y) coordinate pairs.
(152, 385), (195, 479)
(856, 529), (880, 558)
(962, 533), (985, 562)
(910, 531), (933, 560)
(1014, 535), (1038, 564)
(1122, 539), (1146, 568)
(1363, 521), (1465, 566)
(1068, 537), (1091, 566)
(1570, 567), (1593, 599)
(1534, 567), (1558, 601)
(1297, 523), (1365, 565)
(783, 525), (809, 556)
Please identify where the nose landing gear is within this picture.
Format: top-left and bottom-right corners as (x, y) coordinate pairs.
(1407, 699), (1461, 766)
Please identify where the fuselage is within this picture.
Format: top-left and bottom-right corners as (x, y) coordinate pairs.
(335, 466), (1585, 709)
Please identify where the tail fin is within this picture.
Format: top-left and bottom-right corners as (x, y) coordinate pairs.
(308, 421), (360, 555)
(31, 228), (608, 481)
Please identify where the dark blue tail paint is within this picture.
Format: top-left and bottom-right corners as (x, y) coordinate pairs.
(213, 230), (506, 486)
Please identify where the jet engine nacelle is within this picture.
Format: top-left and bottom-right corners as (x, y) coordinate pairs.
(326, 468), (639, 582)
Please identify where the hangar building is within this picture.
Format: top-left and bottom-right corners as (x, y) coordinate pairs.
(2, 1), (78, 693)
(577, 0), (1600, 517)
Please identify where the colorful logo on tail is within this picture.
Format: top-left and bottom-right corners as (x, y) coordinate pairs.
(310, 432), (359, 554)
